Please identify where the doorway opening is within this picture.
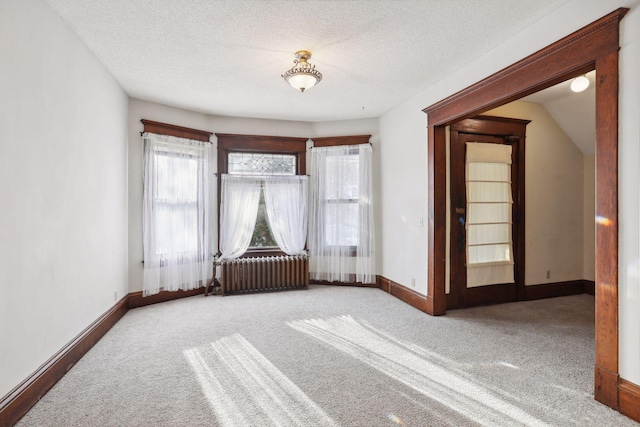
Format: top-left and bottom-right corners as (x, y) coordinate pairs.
(423, 9), (627, 409)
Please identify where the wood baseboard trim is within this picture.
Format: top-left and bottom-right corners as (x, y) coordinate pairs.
(595, 365), (619, 409)
(128, 287), (205, 308)
(619, 378), (640, 422)
(310, 280), (378, 288)
(0, 296), (129, 426)
(0, 285), (211, 425)
(584, 280), (595, 295)
(523, 280), (592, 301)
(376, 275), (438, 314)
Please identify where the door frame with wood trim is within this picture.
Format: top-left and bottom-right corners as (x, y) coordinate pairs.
(449, 116), (529, 309)
(422, 8), (628, 410)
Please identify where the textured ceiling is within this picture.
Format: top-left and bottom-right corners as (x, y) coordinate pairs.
(46, 0), (571, 122)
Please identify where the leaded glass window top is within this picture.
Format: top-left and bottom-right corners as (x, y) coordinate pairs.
(228, 152), (296, 176)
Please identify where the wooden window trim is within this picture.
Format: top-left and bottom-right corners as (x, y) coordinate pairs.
(312, 135), (370, 147)
(141, 119), (212, 142)
(216, 134), (308, 257)
(422, 7), (628, 413)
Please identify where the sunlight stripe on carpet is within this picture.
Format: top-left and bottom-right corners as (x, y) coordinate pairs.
(288, 315), (550, 427)
(184, 333), (337, 427)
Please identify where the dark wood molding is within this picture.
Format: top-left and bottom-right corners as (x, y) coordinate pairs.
(377, 275), (434, 314)
(523, 280), (593, 301)
(427, 125), (447, 316)
(595, 366), (620, 410)
(448, 116), (528, 309)
(450, 115), (530, 136)
(0, 296), (129, 426)
(422, 8), (627, 412)
(128, 287), (205, 308)
(584, 280), (595, 295)
(0, 284), (217, 425)
(594, 49), (620, 408)
(215, 133), (308, 179)
(215, 133), (308, 152)
(216, 133), (308, 254)
(141, 119), (212, 142)
(619, 378), (640, 423)
(311, 279), (378, 288)
(312, 135), (371, 147)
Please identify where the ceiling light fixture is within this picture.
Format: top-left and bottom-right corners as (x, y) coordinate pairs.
(570, 75), (590, 93)
(282, 50), (322, 93)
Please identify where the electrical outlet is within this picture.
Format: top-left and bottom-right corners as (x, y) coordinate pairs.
(411, 278), (416, 287)
(114, 291), (118, 301)
(546, 270), (551, 280)
(419, 218), (424, 227)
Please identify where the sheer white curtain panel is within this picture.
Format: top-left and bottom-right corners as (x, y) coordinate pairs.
(263, 176), (308, 255)
(218, 175), (262, 261)
(309, 144), (375, 284)
(466, 142), (514, 288)
(142, 133), (212, 296)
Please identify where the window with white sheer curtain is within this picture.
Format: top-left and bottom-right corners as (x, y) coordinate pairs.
(218, 174), (308, 261)
(309, 144), (375, 284)
(466, 142), (514, 288)
(142, 132), (212, 296)
(225, 151), (298, 250)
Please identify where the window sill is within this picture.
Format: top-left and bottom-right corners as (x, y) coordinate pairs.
(242, 248), (287, 258)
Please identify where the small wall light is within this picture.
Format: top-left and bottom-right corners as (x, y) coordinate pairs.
(570, 75), (590, 93)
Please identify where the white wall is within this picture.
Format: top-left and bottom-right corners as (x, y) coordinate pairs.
(0, 0), (129, 399)
(128, 100), (380, 292)
(379, 105), (429, 294)
(485, 101), (585, 286)
(379, 0), (640, 384)
(618, 2), (640, 386)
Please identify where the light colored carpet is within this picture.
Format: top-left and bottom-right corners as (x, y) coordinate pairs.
(17, 286), (638, 426)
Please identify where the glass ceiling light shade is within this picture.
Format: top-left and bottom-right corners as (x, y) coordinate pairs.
(282, 50), (322, 92)
(570, 75), (590, 92)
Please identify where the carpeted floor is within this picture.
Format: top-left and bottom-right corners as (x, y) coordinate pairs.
(17, 285), (638, 426)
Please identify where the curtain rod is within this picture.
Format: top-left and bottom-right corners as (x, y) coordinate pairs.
(140, 131), (212, 143)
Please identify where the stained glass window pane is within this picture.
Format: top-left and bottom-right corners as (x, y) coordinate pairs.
(228, 152), (296, 176)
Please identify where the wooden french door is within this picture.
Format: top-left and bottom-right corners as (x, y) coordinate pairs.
(448, 116), (529, 309)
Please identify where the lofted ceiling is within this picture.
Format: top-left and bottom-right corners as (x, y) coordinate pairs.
(521, 71), (596, 154)
(45, 0), (572, 122)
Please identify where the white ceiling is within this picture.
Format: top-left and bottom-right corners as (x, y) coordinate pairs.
(521, 71), (596, 154)
(45, 0), (572, 122)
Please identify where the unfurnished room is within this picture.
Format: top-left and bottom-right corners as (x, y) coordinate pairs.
(1, 1), (640, 426)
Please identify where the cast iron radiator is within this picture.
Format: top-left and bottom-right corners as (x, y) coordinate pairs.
(219, 255), (309, 295)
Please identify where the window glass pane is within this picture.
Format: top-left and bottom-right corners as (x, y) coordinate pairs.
(228, 152), (296, 176)
(155, 153), (198, 201)
(325, 202), (359, 246)
(154, 150), (200, 255)
(325, 154), (359, 200)
(155, 204), (198, 255)
(250, 189), (278, 248)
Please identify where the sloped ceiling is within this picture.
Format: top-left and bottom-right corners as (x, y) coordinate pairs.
(521, 71), (596, 154)
(45, 0), (571, 122)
